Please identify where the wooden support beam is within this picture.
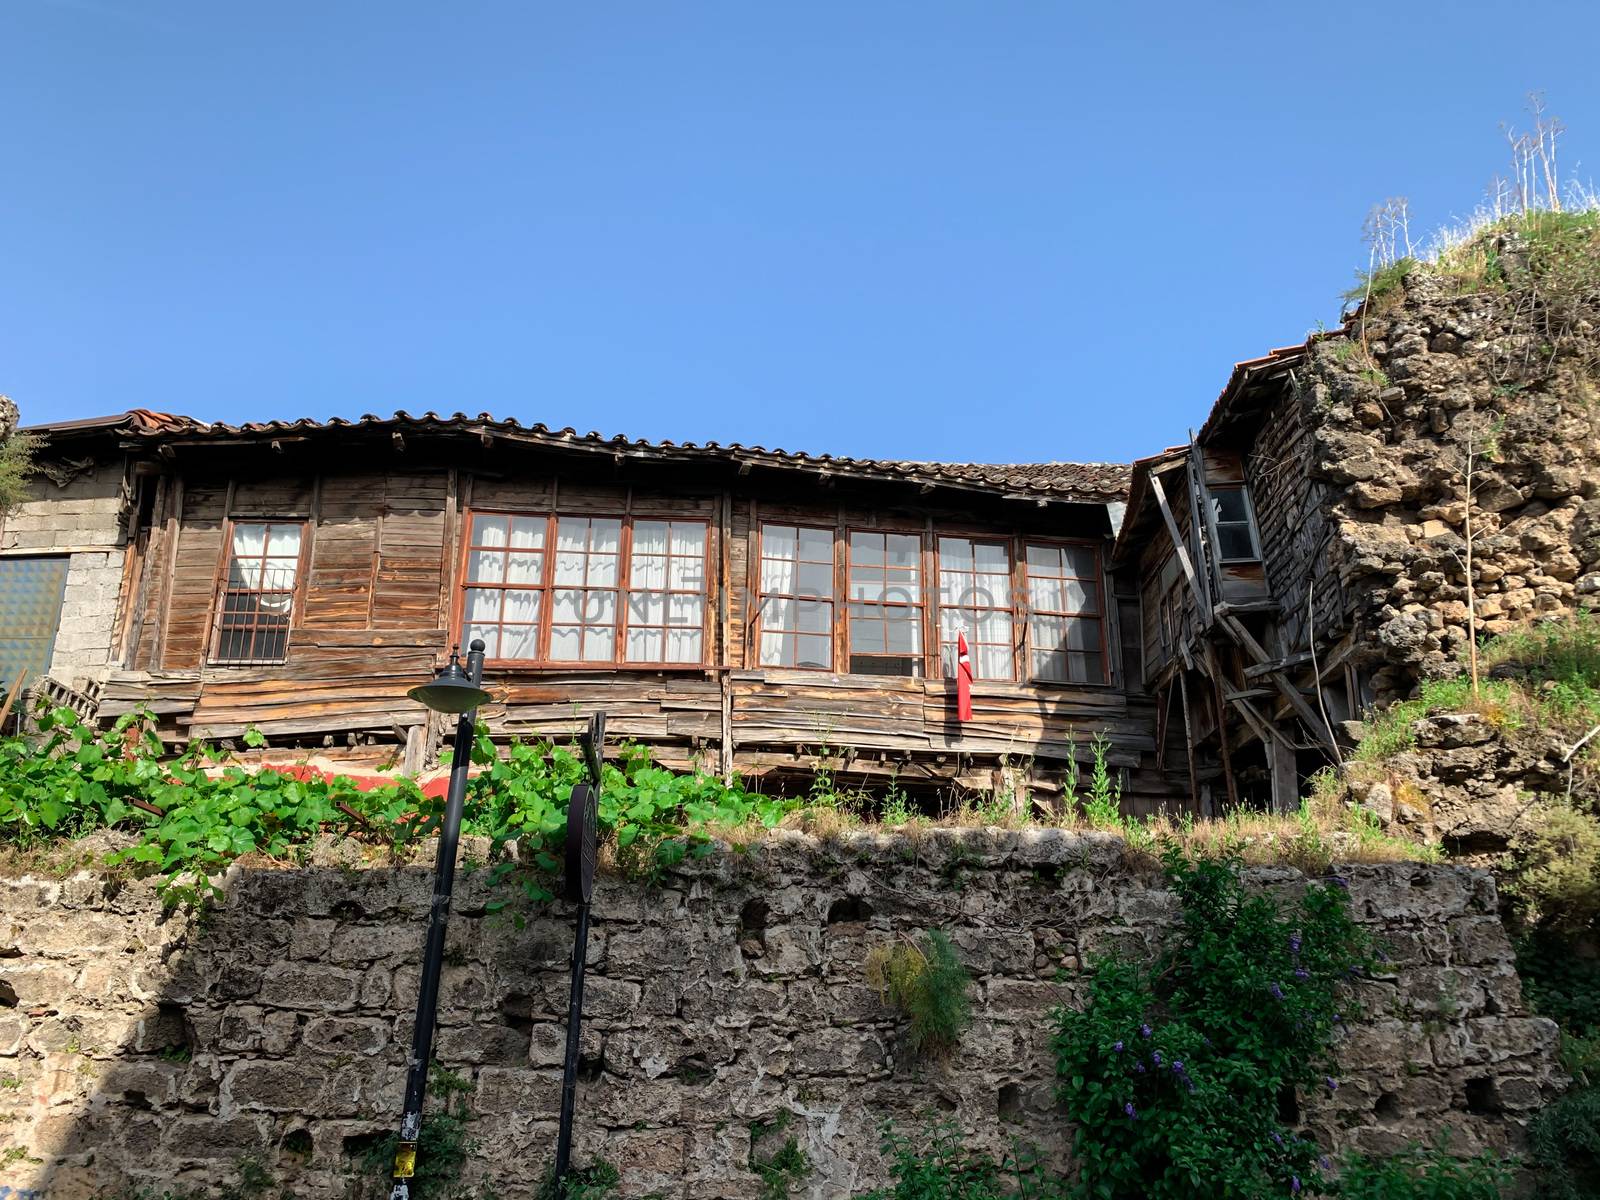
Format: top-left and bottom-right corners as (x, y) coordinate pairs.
(1150, 474), (1206, 612)
(1177, 670), (1201, 813)
(1268, 732), (1298, 814)
(1200, 641), (1238, 811)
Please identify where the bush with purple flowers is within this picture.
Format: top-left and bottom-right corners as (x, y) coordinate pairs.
(1051, 846), (1379, 1199)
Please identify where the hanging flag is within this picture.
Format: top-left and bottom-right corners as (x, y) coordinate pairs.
(956, 630), (974, 723)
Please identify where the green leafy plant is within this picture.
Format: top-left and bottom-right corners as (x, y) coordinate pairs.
(536, 1158), (620, 1200)
(353, 1067), (485, 1199)
(857, 1120), (1066, 1199)
(1330, 1142), (1508, 1199)
(749, 1113), (813, 1199)
(1053, 847), (1376, 1199)
(1079, 732), (1122, 829)
(864, 929), (973, 1056)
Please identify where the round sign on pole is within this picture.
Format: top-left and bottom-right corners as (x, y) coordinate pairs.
(564, 782), (598, 903)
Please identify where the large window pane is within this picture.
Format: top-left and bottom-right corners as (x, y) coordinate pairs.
(759, 524), (835, 670)
(1024, 541), (1106, 684)
(937, 536), (1014, 680)
(214, 521), (304, 664)
(847, 531), (923, 676)
(625, 519), (707, 663)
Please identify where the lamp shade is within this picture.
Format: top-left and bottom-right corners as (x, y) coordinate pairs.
(408, 657), (491, 714)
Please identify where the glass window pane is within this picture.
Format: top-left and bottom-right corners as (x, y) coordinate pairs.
(1212, 489), (1250, 524)
(582, 627), (613, 660)
(500, 623), (537, 659)
(885, 534), (920, 568)
(759, 631), (788, 666)
(633, 555), (666, 590)
(465, 589), (501, 622)
(667, 629), (702, 662)
(670, 524), (703, 556)
(266, 526), (301, 557)
(469, 549), (505, 584)
(584, 590), (616, 624)
(552, 589), (582, 623)
(798, 527), (833, 561)
(503, 590), (540, 624)
(974, 542), (1009, 574)
(630, 591), (666, 624)
(761, 558), (797, 593)
(554, 552), (586, 584)
(228, 558), (263, 590)
(466, 625), (500, 659)
(978, 644), (1014, 680)
(796, 634), (831, 669)
(1061, 545), (1098, 578)
(668, 557), (704, 590)
(1217, 525), (1257, 561)
(851, 577), (885, 602)
(633, 520), (669, 555)
(939, 537), (974, 569)
(1068, 652), (1105, 684)
(626, 628), (663, 662)
(1032, 648), (1068, 682)
(667, 595), (702, 626)
(1026, 544), (1060, 571)
(587, 554), (618, 587)
(886, 614), (920, 654)
(796, 599), (831, 634)
(509, 516), (545, 549)
(762, 524), (798, 559)
(850, 532), (884, 566)
(1030, 576), (1064, 612)
(505, 550), (542, 585)
(590, 519), (620, 553)
(763, 596), (795, 631)
(556, 518), (589, 552)
(232, 523), (267, 557)
(795, 562), (832, 596)
(471, 515), (508, 548)
(548, 627), (581, 660)
(850, 615), (883, 652)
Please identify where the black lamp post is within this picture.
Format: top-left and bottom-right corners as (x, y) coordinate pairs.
(390, 640), (491, 1198)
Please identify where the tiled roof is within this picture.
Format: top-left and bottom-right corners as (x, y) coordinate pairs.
(29, 409), (1130, 503)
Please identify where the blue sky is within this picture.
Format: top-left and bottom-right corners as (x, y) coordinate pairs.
(3, 2), (1597, 464)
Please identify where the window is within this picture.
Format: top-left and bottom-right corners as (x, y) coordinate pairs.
(847, 531), (923, 676)
(1025, 543), (1105, 684)
(758, 524), (834, 669)
(462, 513), (547, 660)
(1208, 485), (1261, 562)
(626, 520), (706, 664)
(460, 511), (709, 665)
(936, 537), (1014, 680)
(213, 521), (304, 663)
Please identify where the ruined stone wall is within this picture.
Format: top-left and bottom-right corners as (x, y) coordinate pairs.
(0, 463), (130, 687)
(0, 831), (1562, 1199)
(1300, 270), (1600, 700)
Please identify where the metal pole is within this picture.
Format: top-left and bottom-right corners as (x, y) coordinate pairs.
(553, 897), (591, 1185)
(390, 643), (484, 1199)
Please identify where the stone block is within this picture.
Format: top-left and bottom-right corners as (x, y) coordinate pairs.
(223, 1060), (326, 1113)
(255, 965), (363, 1011)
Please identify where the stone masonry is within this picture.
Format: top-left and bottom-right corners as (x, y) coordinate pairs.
(0, 831), (1564, 1198)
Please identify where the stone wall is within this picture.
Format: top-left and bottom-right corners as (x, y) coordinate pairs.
(0, 831), (1563, 1199)
(0, 463), (130, 687)
(1300, 268), (1600, 701)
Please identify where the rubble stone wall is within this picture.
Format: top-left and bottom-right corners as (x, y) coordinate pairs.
(1301, 271), (1600, 701)
(0, 831), (1564, 1199)
(0, 463), (130, 686)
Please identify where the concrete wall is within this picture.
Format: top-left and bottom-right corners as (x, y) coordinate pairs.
(0, 463), (129, 687)
(0, 831), (1563, 1199)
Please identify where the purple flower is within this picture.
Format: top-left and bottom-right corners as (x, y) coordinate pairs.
(1319, 1156), (1332, 1171)
(1289, 933), (1302, 954)
(1328, 875), (1349, 889)
(1332, 1013), (1343, 1024)
(1269, 982), (1285, 1001)
(1124, 1102), (1137, 1120)
(1140, 1023), (1153, 1038)
(1171, 1060), (1185, 1074)
(1271, 1132), (1284, 1147)
(1186, 1080), (1197, 1093)
(1292, 1176), (1302, 1194)
(1325, 1077), (1339, 1092)
(1152, 1050), (1163, 1067)
(1112, 1041), (1124, 1053)
(1294, 967), (1310, 980)
(1134, 1061), (1146, 1073)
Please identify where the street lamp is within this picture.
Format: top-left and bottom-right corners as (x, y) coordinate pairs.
(390, 640), (492, 1199)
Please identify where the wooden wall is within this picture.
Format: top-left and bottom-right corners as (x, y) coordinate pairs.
(98, 449), (1189, 812)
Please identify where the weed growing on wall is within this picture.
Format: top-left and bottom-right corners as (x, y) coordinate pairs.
(1052, 847), (1375, 1199)
(0, 704), (791, 904)
(857, 1120), (1066, 1199)
(865, 929), (974, 1056)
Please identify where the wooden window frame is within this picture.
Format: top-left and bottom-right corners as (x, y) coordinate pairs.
(1021, 537), (1112, 687)
(1205, 482), (1263, 565)
(208, 518), (310, 666)
(454, 508), (712, 669)
(844, 527), (926, 677)
(753, 521), (837, 671)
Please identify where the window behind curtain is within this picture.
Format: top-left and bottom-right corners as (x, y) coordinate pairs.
(847, 531), (923, 676)
(462, 513), (547, 660)
(626, 520), (706, 663)
(1025, 543), (1105, 684)
(550, 517), (622, 661)
(758, 524), (833, 669)
(937, 536), (1014, 680)
(1209, 486), (1261, 562)
(214, 521), (303, 663)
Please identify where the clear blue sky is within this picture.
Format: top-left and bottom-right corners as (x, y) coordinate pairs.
(3, 2), (1598, 464)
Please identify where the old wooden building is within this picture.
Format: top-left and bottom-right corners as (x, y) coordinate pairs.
(2, 410), (1195, 812)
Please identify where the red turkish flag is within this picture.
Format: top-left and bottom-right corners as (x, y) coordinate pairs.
(956, 631), (974, 723)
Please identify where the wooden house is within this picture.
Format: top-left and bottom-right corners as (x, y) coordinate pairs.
(2, 410), (1192, 813)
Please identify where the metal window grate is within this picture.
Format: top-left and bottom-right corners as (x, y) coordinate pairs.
(213, 522), (303, 664)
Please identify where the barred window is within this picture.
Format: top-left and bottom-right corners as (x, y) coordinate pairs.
(213, 521), (304, 664)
